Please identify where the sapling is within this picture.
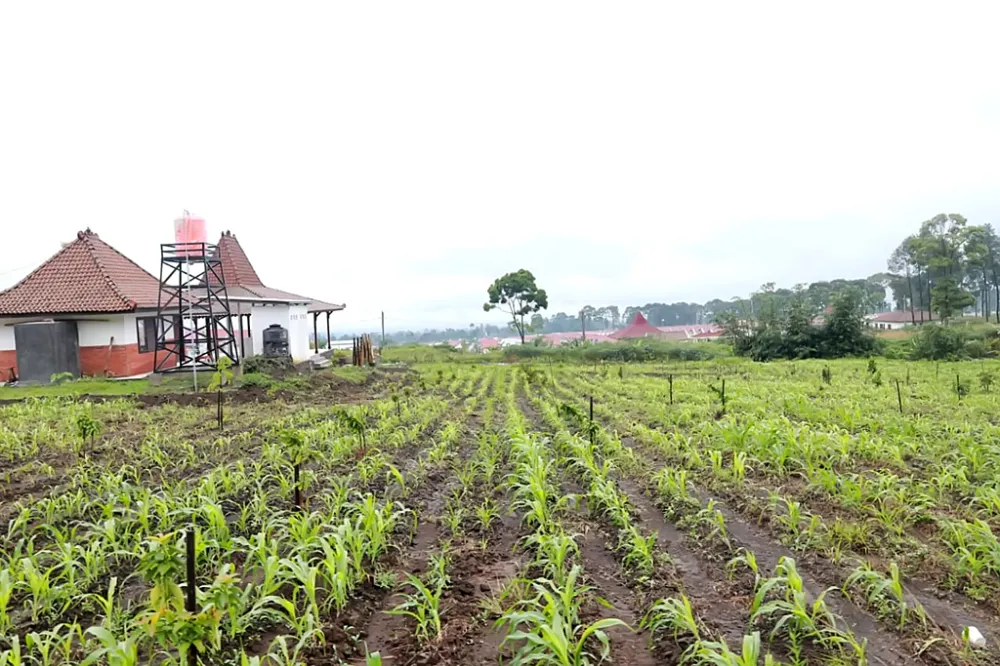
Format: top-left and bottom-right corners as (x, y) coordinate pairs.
(75, 413), (102, 455)
(207, 356), (234, 430)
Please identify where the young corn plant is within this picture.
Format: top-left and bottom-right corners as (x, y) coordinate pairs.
(844, 561), (926, 631)
(82, 626), (141, 666)
(750, 557), (845, 650)
(497, 566), (628, 666)
(688, 631), (779, 666)
(476, 498), (500, 533)
(652, 467), (699, 520)
(683, 500), (731, 554)
(641, 594), (702, 648)
(386, 574), (446, 643)
(0, 568), (14, 635)
(527, 532), (581, 588)
(617, 525), (658, 578)
(443, 504), (466, 537)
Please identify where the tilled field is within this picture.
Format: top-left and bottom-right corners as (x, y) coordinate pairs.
(1, 360), (999, 665)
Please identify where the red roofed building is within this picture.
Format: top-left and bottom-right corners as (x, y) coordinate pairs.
(610, 312), (663, 339)
(211, 231), (345, 361)
(478, 337), (500, 351)
(0, 228), (345, 383)
(0, 229), (171, 380)
(866, 310), (937, 330)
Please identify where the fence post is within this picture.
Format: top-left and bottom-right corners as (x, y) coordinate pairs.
(186, 527), (197, 666)
(294, 463), (302, 509)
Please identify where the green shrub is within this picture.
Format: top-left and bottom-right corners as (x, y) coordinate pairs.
(504, 340), (729, 363)
(965, 339), (990, 359)
(909, 325), (967, 361)
(880, 339), (910, 360)
(242, 356), (294, 375)
(239, 372), (274, 389)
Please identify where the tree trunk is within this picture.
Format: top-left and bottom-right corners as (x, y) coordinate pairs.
(915, 271), (925, 322)
(994, 267), (1000, 324)
(984, 272), (990, 320)
(906, 268), (915, 324)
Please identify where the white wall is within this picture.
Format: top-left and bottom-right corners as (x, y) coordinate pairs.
(77, 316), (134, 347)
(249, 303), (291, 358)
(288, 304), (311, 361)
(0, 320), (15, 351)
(0, 314), (139, 351)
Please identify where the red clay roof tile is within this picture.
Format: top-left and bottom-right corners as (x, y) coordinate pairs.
(213, 231), (264, 287)
(0, 230), (161, 315)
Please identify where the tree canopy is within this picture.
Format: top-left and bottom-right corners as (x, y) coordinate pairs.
(483, 269), (549, 344)
(885, 213), (998, 323)
(718, 287), (877, 361)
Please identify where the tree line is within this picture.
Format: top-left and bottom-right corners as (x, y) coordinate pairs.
(886, 213), (999, 323)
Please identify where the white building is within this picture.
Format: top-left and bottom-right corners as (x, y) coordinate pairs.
(866, 310), (937, 330)
(214, 231), (344, 362)
(0, 229), (344, 382)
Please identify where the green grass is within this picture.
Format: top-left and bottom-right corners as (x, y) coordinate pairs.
(0, 375), (193, 399)
(329, 366), (370, 384)
(0, 363), (370, 401)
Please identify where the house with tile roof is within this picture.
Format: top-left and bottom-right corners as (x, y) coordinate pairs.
(211, 230), (345, 362)
(866, 309), (937, 330)
(0, 229), (344, 382)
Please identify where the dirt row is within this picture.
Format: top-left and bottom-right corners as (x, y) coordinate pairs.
(552, 375), (997, 665)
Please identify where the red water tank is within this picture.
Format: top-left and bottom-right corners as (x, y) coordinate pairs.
(174, 212), (207, 257)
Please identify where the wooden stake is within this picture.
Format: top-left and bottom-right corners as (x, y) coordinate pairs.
(186, 527), (198, 666)
(895, 379), (903, 414)
(721, 379), (726, 413)
(294, 463), (302, 509)
(669, 374), (674, 405)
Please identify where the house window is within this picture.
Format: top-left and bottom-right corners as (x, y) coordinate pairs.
(136, 316), (181, 353)
(137, 317), (156, 353)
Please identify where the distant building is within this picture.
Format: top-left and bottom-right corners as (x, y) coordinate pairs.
(610, 312), (663, 339)
(478, 337), (500, 351)
(866, 310), (937, 330)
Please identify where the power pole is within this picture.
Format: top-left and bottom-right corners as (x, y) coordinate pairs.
(381, 311), (385, 349)
(581, 312), (586, 341)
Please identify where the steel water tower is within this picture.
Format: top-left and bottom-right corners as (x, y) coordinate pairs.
(153, 212), (238, 373)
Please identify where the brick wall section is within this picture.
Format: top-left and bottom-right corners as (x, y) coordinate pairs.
(79, 343), (164, 377)
(0, 350), (16, 382)
(3, 345), (176, 381)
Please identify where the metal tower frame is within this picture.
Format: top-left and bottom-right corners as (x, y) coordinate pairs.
(154, 242), (239, 373)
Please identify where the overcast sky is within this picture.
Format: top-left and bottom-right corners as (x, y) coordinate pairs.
(2, 3), (998, 332)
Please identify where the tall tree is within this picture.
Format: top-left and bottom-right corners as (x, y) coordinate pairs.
(888, 236), (920, 323)
(604, 305), (621, 328)
(965, 225), (992, 320)
(483, 270), (549, 344)
(914, 214), (974, 321)
(932, 277), (974, 322)
(985, 224), (1000, 323)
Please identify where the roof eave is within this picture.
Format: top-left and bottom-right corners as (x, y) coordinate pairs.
(0, 307), (136, 319)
